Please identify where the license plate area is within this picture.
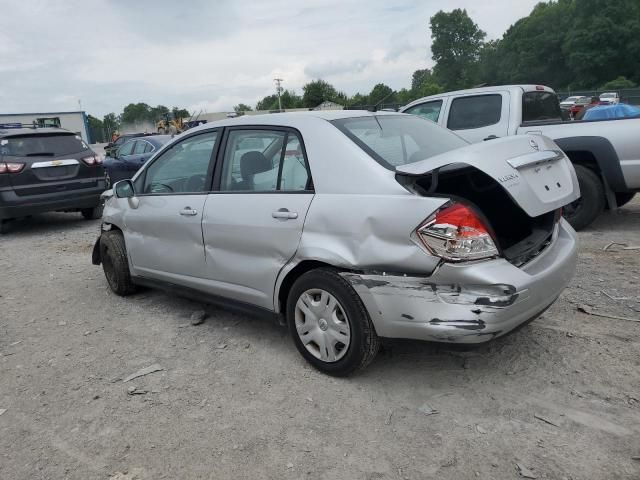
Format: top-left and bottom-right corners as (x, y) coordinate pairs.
(518, 158), (572, 203)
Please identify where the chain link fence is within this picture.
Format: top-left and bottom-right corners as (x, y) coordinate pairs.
(556, 88), (640, 105)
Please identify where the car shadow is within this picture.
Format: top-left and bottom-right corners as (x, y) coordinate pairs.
(0, 212), (97, 237)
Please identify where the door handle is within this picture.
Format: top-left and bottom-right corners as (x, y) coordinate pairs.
(179, 207), (198, 216)
(483, 135), (499, 141)
(272, 208), (298, 220)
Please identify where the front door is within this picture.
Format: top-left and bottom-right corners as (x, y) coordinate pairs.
(123, 130), (219, 287)
(201, 127), (314, 309)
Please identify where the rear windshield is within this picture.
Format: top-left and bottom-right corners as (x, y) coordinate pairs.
(331, 115), (468, 170)
(522, 91), (563, 123)
(0, 133), (89, 157)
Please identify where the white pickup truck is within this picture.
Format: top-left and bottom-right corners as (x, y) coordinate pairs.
(400, 85), (639, 229)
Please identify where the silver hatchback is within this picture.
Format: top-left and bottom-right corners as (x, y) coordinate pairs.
(93, 111), (579, 375)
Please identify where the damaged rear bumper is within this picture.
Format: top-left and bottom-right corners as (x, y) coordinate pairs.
(341, 219), (577, 343)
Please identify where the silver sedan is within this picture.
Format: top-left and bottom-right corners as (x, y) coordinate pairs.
(93, 111), (579, 375)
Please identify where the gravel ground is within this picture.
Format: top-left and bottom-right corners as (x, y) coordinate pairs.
(1, 197), (639, 480)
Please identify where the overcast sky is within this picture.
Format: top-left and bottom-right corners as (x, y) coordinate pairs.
(0, 0), (540, 118)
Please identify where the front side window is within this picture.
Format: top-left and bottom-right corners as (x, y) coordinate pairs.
(142, 131), (217, 194)
(404, 100), (443, 123)
(447, 94), (502, 130)
(332, 115), (467, 170)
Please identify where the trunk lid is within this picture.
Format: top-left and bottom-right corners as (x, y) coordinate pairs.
(396, 135), (579, 217)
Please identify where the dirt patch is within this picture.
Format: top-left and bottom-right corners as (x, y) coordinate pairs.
(1, 199), (639, 479)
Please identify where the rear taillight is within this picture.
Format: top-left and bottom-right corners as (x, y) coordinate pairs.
(82, 154), (103, 166)
(0, 162), (25, 174)
(416, 201), (499, 262)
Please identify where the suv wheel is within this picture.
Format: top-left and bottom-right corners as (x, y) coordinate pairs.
(81, 204), (104, 220)
(0, 220), (10, 234)
(287, 269), (380, 376)
(100, 230), (136, 296)
(563, 165), (605, 230)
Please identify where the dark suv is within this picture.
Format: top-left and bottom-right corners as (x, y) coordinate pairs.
(0, 125), (107, 233)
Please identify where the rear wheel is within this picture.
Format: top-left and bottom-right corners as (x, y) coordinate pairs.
(81, 204), (103, 220)
(287, 268), (380, 376)
(563, 165), (605, 230)
(615, 192), (636, 208)
(100, 230), (136, 296)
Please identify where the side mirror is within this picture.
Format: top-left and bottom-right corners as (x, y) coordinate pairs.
(114, 179), (135, 199)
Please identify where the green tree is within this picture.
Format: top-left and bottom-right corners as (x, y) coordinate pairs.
(102, 113), (119, 136)
(414, 82), (443, 98)
(149, 105), (169, 122)
(601, 76), (637, 90)
(368, 83), (396, 106)
(233, 103), (253, 114)
(87, 115), (104, 143)
(564, 0), (640, 88)
(255, 90), (302, 110)
(302, 79), (339, 108)
(488, 1), (575, 88)
(346, 92), (368, 108)
(121, 102), (152, 125)
(430, 9), (486, 89)
(172, 107), (190, 119)
(411, 69), (433, 90)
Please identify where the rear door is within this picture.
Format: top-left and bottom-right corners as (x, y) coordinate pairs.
(123, 130), (219, 286)
(444, 92), (510, 143)
(201, 127), (314, 309)
(0, 132), (101, 197)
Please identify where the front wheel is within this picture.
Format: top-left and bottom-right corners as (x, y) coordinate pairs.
(99, 231), (136, 296)
(563, 165), (605, 230)
(287, 269), (380, 376)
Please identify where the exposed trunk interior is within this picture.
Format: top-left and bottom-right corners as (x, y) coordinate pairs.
(398, 165), (557, 266)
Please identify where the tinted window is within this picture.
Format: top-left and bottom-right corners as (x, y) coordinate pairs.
(0, 133), (88, 157)
(522, 92), (563, 123)
(447, 94), (502, 130)
(144, 142), (154, 153)
(118, 141), (135, 156)
(142, 131), (217, 194)
(133, 141), (147, 154)
(404, 100), (443, 122)
(332, 115), (467, 170)
(220, 130), (285, 192)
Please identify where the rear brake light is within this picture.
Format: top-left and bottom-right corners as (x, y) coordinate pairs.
(416, 202), (499, 262)
(0, 162), (25, 173)
(536, 85), (545, 91)
(82, 155), (102, 166)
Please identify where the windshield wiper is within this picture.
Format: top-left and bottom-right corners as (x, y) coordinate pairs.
(25, 152), (56, 157)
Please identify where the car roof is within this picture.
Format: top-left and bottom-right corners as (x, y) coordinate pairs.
(126, 135), (171, 146)
(0, 126), (76, 138)
(184, 109), (401, 133)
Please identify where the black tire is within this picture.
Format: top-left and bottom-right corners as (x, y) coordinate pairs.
(563, 165), (605, 231)
(615, 192), (636, 208)
(0, 220), (10, 234)
(100, 230), (136, 296)
(81, 204), (104, 220)
(286, 268), (380, 376)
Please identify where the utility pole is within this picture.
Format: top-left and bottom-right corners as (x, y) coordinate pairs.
(274, 78), (284, 111)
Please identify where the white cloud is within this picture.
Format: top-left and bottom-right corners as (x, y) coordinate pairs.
(0, 0), (540, 117)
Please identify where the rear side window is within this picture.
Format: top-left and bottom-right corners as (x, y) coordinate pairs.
(133, 141), (147, 154)
(118, 141), (135, 156)
(404, 100), (443, 122)
(0, 134), (88, 157)
(447, 94), (502, 130)
(332, 115), (468, 170)
(522, 92), (563, 123)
